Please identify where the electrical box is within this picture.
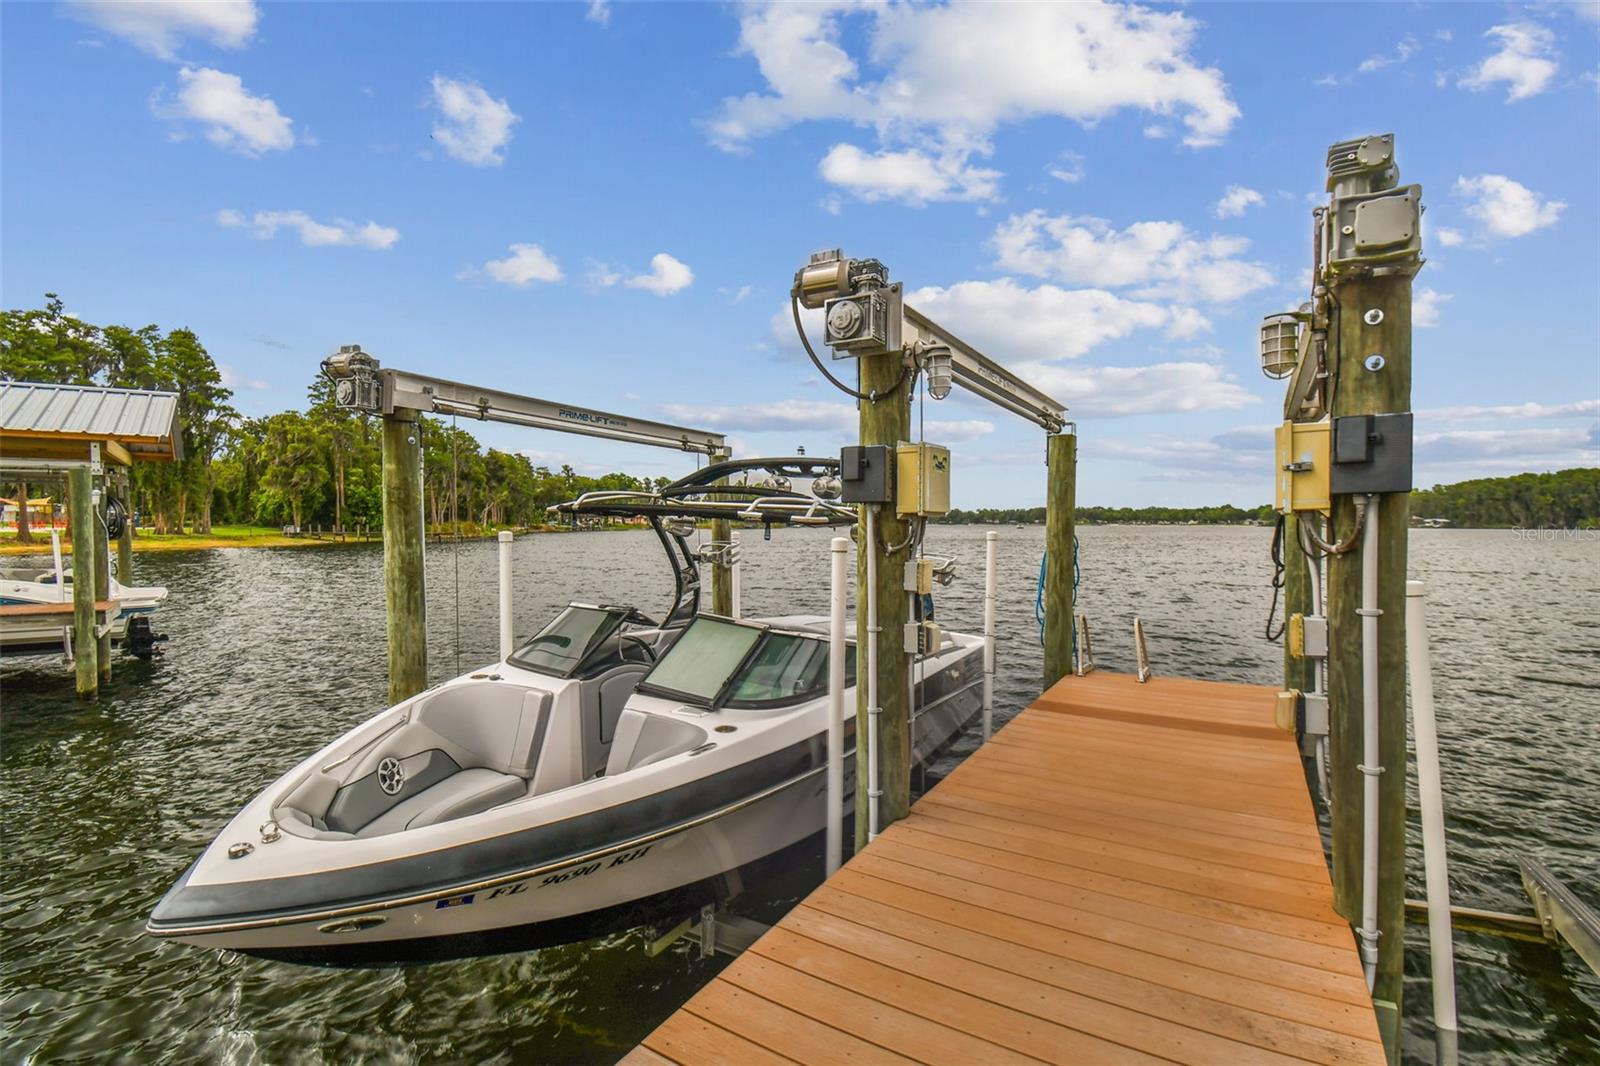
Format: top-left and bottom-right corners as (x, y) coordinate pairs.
(904, 558), (933, 595)
(1330, 413), (1413, 495)
(1303, 693), (1329, 736)
(839, 444), (892, 504)
(1287, 614), (1329, 659)
(895, 442), (950, 517)
(1274, 419), (1331, 514)
(1327, 186), (1423, 274)
(904, 621), (941, 656)
(823, 284), (902, 358)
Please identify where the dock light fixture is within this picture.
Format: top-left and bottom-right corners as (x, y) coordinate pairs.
(922, 344), (954, 399)
(1260, 314), (1301, 380)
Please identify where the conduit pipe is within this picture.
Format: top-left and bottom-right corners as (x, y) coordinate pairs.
(1407, 580), (1459, 1064)
(1358, 494), (1382, 987)
(53, 529), (70, 659)
(497, 530), (514, 659)
(864, 505), (881, 841)
(826, 536), (848, 876)
(982, 531), (997, 741)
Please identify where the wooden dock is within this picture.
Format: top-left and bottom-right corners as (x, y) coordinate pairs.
(623, 671), (1384, 1065)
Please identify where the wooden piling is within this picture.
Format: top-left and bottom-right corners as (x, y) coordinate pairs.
(116, 469), (133, 585)
(382, 408), (428, 703)
(1327, 272), (1411, 1057)
(1043, 431), (1077, 688)
(710, 450), (733, 616)
(1283, 514), (1315, 695)
(856, 354), (912, 848)
(93, 473), (111, 681)
(68, 467), (97, 698)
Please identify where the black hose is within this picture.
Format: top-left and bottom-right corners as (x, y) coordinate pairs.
(1265, 513), (1287, 641)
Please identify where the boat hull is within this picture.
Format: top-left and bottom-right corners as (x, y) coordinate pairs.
(155, 659), (981, 964)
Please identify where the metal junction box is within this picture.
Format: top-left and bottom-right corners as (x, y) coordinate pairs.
(1330, 412), (1413, 495)
(895, 442), (950, 517)
(1274, 419), (1331, 514)
(1327, 186), (1423, 274)
(839, 444), (892, 504)
(823, 284), (902, 358)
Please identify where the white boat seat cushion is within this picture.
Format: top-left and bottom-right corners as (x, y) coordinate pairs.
(356, 768), (525, 838)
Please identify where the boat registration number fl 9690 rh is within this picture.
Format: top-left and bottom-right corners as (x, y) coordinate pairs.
(430, 845), (656, 911)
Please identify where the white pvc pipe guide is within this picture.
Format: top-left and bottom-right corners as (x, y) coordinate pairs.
(865, 505), (881, 841)
(982, 530), (997, 741)
(497, 530), (514, 659)
(1359, 496), (1382, 987)
(1406, 580), (1459, 1056)
(826, 536), (849, 876)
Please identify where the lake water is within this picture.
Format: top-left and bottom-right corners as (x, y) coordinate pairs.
(2, 525), (1596, 1063)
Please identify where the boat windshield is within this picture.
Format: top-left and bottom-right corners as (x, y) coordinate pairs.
(507, 605), (629, 678)
(637, 617), (762, 704)
(639, 616), (854, 708)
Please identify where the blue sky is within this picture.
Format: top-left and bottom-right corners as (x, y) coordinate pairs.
(4, 1), (1597, 507)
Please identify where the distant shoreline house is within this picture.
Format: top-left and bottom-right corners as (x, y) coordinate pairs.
(0, 496), (60, 530)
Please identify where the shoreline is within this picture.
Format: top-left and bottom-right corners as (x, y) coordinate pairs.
(0, 524), (638, 557)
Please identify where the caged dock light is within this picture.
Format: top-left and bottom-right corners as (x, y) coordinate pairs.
(1259, 313), (1301, 380)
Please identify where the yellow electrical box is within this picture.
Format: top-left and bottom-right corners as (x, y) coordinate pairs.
(1287, 613), (1305, 658)
(896, 442), (950, 517)
(1274, 419), (1330, 514)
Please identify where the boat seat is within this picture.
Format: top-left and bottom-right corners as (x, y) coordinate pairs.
(604, 711), (707, 776)
(356, 768), (525, 838)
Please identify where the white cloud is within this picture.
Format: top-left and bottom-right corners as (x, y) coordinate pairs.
(992, 210), (1274, 303)
(906, 278), (1208, 363)
(1414, 287), (1452, 328)
(160, 67), (293, 155)
(1435, 226), (1465, 247)
(429, 75), (519, 166)
(470, 243), (564, 286)
(661, 399), (854, 434)
(721, 284), (754, 304)
(1047, 151), (1085, 184)
(218, 363), (268, 390)
(625, 253), (694, 296)
(1417, 427), (1595, 462)
(65, 0), (257, 60)
(216, 209), (398, 249)
(658, 398), (995, 442)
(1097, 427), (1271, 478)
(1213, 185), (1264, 218)
(1421, 400), (1600, 421)
(818, 144), (1000, 205)
(1460, 23), (1559, 102)
(1456, 174), (1565, 238)
(585, 0), (611, 27)
(1357, 37), (1419, 75)
(1017, 361), (1259, 418)
(709, 3), (1239, 204)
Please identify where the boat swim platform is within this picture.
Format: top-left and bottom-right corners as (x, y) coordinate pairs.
(622, 670), (1384, 1065)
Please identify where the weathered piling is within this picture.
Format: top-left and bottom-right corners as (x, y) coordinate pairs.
(856, 355), (912, 847)
(116, 469), (133, 585)
(1327, 272), (1412, 1053)
(382, 408), (428, 703)
(1283, 514), (1316, 694)
(710, 450), (733, 617)
(93, 480), (111, 680)
(68, 467), (97, 697)
(1043, 430), (1077, 687)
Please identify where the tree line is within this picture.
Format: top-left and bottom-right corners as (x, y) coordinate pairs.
(1411, 468), (1599, 529)
(0, 294), (666, 541)
(940, 504), (1274, 526)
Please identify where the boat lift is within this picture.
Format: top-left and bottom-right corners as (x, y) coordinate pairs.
(321, 347), (728, 703)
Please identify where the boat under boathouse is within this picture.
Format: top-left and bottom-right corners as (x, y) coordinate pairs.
(0, 379), (182, 691)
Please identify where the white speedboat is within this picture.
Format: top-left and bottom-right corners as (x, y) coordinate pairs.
(147, 458), (985, 964)
(0, 565), (168, 654)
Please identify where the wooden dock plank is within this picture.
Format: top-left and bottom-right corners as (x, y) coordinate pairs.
(631, 671), (1383, 1065)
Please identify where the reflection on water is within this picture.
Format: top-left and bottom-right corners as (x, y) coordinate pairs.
(2, 526), (1596, 1063)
